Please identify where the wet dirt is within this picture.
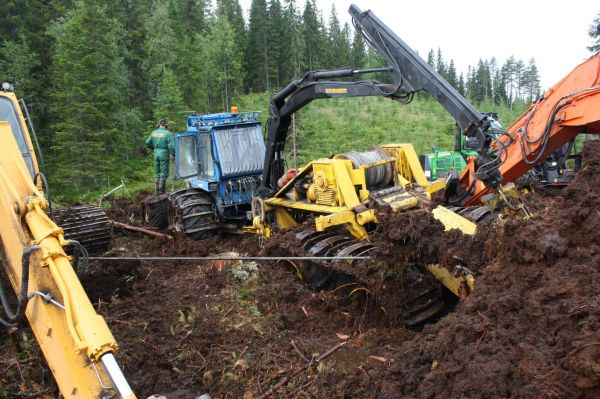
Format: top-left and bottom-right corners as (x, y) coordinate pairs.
(2, 142), (600, 398)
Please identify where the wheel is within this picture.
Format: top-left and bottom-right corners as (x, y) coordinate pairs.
(168, 189), (220, 240)
(143, 195), (169, 230)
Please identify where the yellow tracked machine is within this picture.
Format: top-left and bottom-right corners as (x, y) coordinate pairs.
(247, 5), (495, 324)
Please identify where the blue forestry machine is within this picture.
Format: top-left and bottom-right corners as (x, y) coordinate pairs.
(145, 109), (265, 239)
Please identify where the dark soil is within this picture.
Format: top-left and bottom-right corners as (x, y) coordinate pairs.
(2, 142), (600, 398)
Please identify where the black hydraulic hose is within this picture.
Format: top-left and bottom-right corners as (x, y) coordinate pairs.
(34, 172), (54, 221)
(19, 99), (48, 180)
(68, 240), (89, 277)
(19, 99), (55, 220)
(0, 246), (39, 327)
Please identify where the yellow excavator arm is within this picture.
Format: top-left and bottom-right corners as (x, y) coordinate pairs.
(0, 90), (136, 398)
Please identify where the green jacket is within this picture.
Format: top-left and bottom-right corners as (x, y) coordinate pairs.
(146, 128), (175, 158)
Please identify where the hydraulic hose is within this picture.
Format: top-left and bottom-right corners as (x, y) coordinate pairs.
(68, 240), (90, 277)
(34, 172), (54, 221)
(0, 246), (39, 327)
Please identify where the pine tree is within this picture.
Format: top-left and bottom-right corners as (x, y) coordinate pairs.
(502, 56), (516, 106)
(49, 1), (133, 192)
(523, 58), (541, 103)
(514, 59), (525, 100)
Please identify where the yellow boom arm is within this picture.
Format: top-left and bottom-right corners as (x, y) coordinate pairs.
(0, 93), (136, 398)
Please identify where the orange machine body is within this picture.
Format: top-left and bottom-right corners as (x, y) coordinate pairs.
(459, 53), (600, 206)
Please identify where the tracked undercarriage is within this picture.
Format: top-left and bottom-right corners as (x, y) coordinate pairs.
(269, 227), (447, 327)
(53, 205), (111, 254)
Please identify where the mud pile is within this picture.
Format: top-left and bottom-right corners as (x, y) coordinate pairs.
(366, 140), (600, 398)
(3, 143), (600, 398)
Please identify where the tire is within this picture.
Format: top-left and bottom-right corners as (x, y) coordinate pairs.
(143, 195), (169, 230)
(148, 201), (169, 230)
(169, 189), (220, 240)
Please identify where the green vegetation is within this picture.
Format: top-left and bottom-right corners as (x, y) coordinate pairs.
(59, 93), (529, 204)
(2, 0), (580, 201)
(237, 93), (529, 169)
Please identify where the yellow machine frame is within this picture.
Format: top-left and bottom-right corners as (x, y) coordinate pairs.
(259, 143), (445, 239)
(251, 142), (477, 297)
(0, 91), (136, 398)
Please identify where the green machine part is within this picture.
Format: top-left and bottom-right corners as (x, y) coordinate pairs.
(422, 149), (471, 180)
(422, 113), (500, 180)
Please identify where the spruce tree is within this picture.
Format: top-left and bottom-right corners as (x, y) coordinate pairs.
(206, 12), (244, 110)
(144, 1), (181, 85)
(339, 23), (352, 68)
(268, 0), (286, 89)
(217, 0), (247, 87)
(49, 1), (133, 192)
(281, 0), (304, 80)
(436, 48), (446, 79)
(0, 40), (40, 102)
(457, 73), (466, 96)
(493, 69), (507, 106)
(302, 0), (323, 70)
(351, 25), (366, 68)
(426, 49), (435, 67)
(245, 0), (270, 91)
(153, 68), (186, 130)
(326, 4), (342, 68)
(446, 59), (458, 88)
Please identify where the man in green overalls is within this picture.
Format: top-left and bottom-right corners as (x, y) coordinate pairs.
(146, 119), (175, 194)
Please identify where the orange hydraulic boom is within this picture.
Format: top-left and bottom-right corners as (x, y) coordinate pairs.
(449, 53), (600, 206)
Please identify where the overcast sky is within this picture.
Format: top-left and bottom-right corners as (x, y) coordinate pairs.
(238, 0), (599, 90)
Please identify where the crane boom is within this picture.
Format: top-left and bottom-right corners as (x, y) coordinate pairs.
(448, 53), (600, 206)
(260, 4), (497, 194)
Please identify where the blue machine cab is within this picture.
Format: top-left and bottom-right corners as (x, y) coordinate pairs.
(168, 108), (265, 239)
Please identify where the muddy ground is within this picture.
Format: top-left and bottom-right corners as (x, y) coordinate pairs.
(2, 142), (600, 398)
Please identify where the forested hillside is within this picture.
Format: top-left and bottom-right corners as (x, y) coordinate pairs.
(0, 0), (540, 199)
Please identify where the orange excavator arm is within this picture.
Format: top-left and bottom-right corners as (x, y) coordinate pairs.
(449, 53), (600, 206)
